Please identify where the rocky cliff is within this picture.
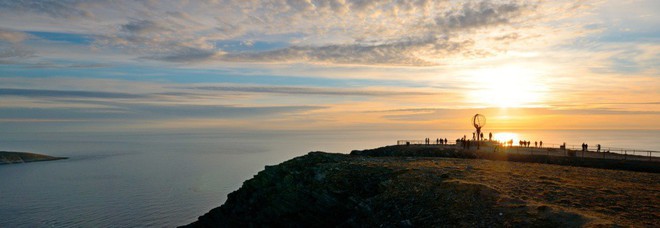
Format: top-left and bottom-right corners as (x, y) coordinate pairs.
(184, 148), (659, 227)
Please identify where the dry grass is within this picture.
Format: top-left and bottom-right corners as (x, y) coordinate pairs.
(358, 157), (660, 227)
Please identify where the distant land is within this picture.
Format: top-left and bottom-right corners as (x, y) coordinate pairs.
(0, 151), (67, 165)
(184, 145), (659, 227)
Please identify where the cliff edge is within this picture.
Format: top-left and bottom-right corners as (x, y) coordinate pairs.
(184, 149), (659, 227)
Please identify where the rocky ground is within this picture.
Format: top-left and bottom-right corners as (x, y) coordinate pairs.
(184, 147), (659, 227)
(0, 151), (67, 164)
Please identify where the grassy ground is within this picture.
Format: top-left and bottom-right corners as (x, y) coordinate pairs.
(358, 156), (659, 227)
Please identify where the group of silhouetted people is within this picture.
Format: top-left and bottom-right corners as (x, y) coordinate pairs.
(435, 138), (448, 145)
(470, 132), (494, 141)
(581, 143), (603, 152)
(457, 138), (473, 149)
(518, 140), (543, 148)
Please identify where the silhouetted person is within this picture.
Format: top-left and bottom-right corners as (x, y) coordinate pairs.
(480, 132), (484, 141)
(597, 144), (601, 152)
(540, 141), (543, 148)
(472, 133), (476, 140)
(444, 138), (448, 145)
(489, 132), (492, 141)
(535, 141), (538, 148)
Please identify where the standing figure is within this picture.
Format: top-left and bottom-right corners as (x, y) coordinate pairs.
(540, 141), (543, 148)
(489, 132), (492, 141)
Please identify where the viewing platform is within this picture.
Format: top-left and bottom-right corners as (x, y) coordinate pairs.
(395, 139), (660, 162)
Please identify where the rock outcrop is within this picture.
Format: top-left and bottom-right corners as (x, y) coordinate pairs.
(184, 149), (659, 227)
(0, 151), (67, 165)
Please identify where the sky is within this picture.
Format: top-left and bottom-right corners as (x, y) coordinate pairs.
(0, 0), (659, 134)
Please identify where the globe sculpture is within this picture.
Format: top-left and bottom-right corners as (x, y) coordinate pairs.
(472, 114), (486, 141)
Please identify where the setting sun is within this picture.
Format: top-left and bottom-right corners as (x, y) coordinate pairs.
(467, 65), (547, 108)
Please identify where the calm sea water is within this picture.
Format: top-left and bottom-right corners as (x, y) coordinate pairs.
(1, 129), (658, 227)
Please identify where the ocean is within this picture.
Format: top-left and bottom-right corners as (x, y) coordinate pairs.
(1, 129), (658, 227)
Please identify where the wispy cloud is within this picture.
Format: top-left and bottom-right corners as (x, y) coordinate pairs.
(0, 28), (30, 43)
(189, 85), (434, 96)
(0, 104), (323, 121)
(0, 0), (559, 66)
(0, 88), (145, 99)
(0, 0), (95, 18)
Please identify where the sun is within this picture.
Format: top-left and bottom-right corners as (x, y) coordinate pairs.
(466, 64), (547, 108)
(492, 132), (520, 146)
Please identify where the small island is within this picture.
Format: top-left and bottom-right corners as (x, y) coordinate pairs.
(184, 145), (659, 227)
(0, 151), (67, 165)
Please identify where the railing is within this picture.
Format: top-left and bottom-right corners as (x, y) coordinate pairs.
(396, 139), (660, 162)
(397, 140), (455, 145)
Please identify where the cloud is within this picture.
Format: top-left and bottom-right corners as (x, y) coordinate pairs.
(0, 0), (94, 18)
(0, 0), (539, 66)
(121, 19), (170, 36)
(378, 107), (660, 122)
(0, 88), (145, 99)
(0, 46), (35, 64)
(434, 1), (528, 32)
(142, 47), (219, 63)
(0, 104), (323, 121)
(0, 0), (632, 70)
(0, 28), (29, 43)
(219, 36), (486, 66)
(189, 85), (434, 96)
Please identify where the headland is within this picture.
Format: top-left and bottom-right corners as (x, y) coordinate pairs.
(0, 151), (67, 165)
(183, 144), (660, 227)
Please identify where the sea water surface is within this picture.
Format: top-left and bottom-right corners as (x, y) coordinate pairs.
(1, 129), (658, 227)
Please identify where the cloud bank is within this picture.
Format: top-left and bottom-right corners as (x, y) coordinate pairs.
(0, 0), (557, 66)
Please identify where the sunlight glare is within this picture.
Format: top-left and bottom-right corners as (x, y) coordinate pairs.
(467, 64), (547, 108)
(492, 132), (520, 146)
